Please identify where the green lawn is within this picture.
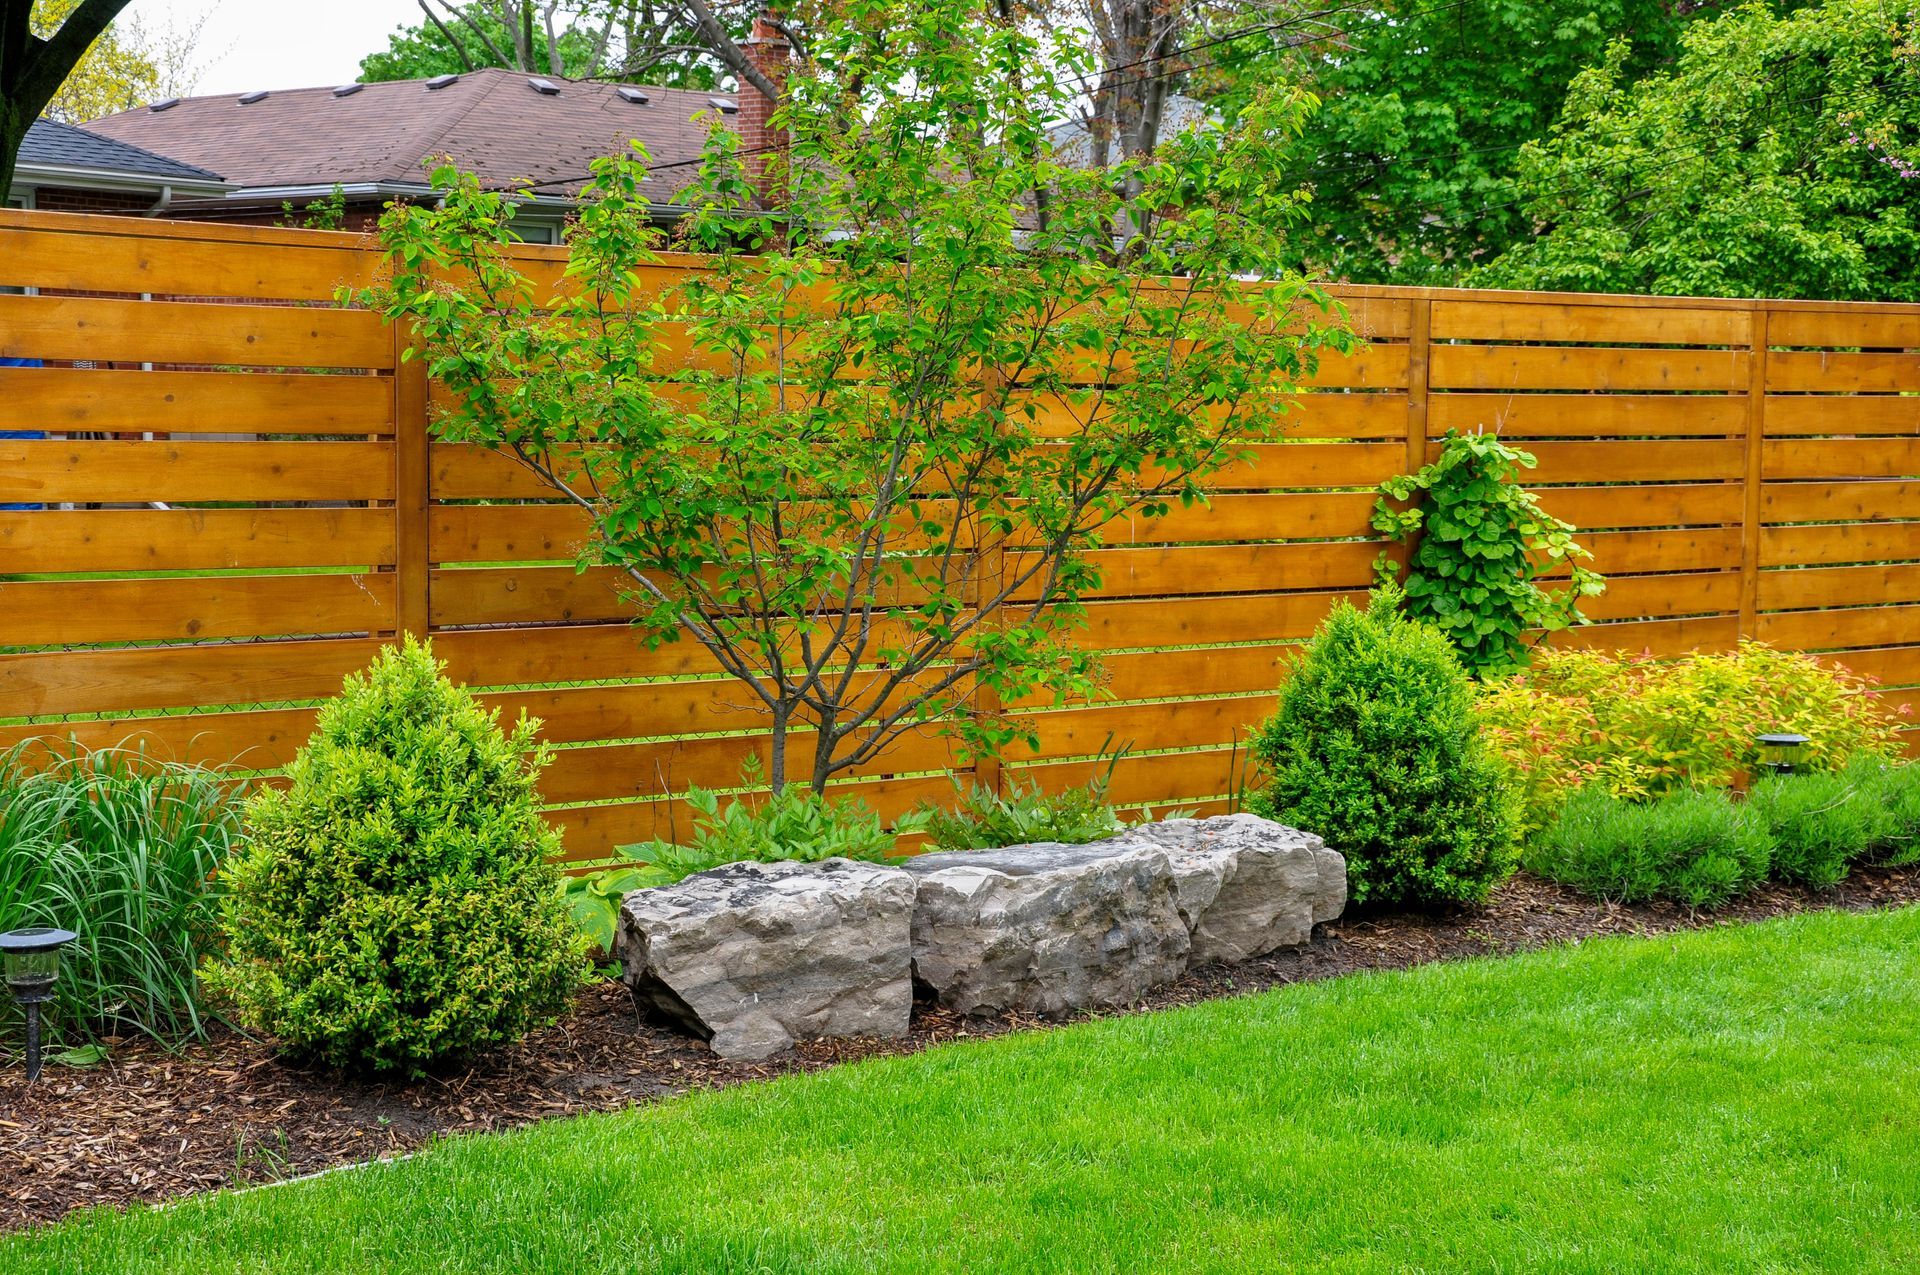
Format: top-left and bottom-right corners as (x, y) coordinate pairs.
(12, 906), (1920, 1273)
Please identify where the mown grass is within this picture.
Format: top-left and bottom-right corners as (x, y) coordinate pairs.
(11, 906), (1920, 1273)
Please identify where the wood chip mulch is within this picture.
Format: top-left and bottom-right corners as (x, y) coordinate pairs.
(4, 866), (1916, 1233)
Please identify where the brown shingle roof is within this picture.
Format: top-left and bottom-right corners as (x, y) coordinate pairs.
(85, 67), (724, 201)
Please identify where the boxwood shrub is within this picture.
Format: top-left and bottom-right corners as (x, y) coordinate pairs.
(1250, 589), (1518, 909)
(205, 639), (590, 1077)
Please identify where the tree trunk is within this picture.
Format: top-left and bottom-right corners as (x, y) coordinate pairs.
(0, 98), (26, 203)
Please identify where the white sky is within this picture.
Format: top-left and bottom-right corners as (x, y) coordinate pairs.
(119, 0), (425, 96)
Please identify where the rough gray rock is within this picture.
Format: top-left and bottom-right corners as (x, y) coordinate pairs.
(900, 839), (1191, 1017)
(1126, 814), (1347, 965)
(617, 858), (915, 1060)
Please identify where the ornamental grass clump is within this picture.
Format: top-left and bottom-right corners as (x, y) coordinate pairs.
(205, 639), (590, 1077)
(1531, 787), (1772, 908)
(0, 743), (238, 1046)
(1250, 588), (1518, 909)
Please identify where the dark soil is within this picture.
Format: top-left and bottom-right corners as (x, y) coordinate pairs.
(5, 866), (1917, 1232)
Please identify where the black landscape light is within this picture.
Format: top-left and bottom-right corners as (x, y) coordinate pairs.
(1757, 732), (1812, 778)
(1, 927), (77, 1081)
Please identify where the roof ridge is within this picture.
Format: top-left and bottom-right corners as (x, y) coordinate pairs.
(401, 73), (518, 183)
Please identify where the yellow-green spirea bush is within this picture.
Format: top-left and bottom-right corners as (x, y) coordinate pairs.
(1250, 589), (1519, 909)
(204, 639), (590, 1076)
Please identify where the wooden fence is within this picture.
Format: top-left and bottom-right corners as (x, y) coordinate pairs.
(2, 208), (1918, 862)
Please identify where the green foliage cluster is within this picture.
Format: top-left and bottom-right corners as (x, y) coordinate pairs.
(919, 775), (1125, 852)
(1196, 0), (1732, 285)
(1533, 786), (1771, 908)
(0, 744), (238, 1048)
(1471, 0), (1920, 300)
(562, 766), (922, 953)
(1374, 429), (1604, 677)
(1250, 589), (1518, 909)
(205, 640), (589, 1077)
(1533, 756), (1920, 906)
(1478, 643), (1904, 841)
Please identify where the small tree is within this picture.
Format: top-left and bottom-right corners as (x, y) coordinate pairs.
(364, 0), (1347, 795)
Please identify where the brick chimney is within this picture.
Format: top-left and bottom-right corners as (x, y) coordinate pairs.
(738, 12), (790, 202)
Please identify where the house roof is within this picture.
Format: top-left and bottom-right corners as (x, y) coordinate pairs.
(17, 118), (229, 190)
(84, 67), (727, 205)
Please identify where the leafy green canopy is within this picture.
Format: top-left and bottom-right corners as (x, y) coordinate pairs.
(1473, 0), (1920, 299)
(1251, 589), (1518, 908)
(362, 0), (1349, 796)
(1374, 429), (1604, 678)
(205, 640), (589, 1077)
(1200, 0), (1753, 284)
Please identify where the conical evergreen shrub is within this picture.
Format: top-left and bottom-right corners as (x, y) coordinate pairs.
(1250, 589), (1518, 908)
(205, 638), (589, 1075)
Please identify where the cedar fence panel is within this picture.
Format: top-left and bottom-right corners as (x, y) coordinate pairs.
(3, 208), (1919, 861)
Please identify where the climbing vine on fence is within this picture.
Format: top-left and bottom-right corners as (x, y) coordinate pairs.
(1373, 429), (1606, 677)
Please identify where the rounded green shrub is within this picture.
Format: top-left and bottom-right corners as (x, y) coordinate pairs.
(1249, 589), (1518, 909)
(1747, 766), (1892, 888)
(1531, 786), (1772, 908)
(1855, 757), (1920, 866)
(204, 639), (590, 1076)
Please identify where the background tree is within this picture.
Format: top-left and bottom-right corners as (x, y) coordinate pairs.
(1470, 0), (1920, 300)
(364, 0), (1348, 795)
(31, 0), (207, 123)
(1, 0), (131, 194)
(1194, 0), (1773, 283)
(361, 1), (755, 89)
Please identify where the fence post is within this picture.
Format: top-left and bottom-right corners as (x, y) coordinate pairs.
(392, 321), (432, 640)
(1738, 306), (1770, 640)
(1405, 297), (1432, 475)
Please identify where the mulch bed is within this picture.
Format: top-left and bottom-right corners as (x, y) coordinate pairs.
(5, 865), (1917, 1232)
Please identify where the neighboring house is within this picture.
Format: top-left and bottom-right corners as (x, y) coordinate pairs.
(84, 67), (776, 239)
(1047, 94), (1218, 169)
(5, 118), (231, 215)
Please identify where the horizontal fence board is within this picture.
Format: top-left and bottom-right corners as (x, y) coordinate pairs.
(1767, 350), (1920, 394)
(1071, 590), (1368, 651)
(1753, 605), (1920, 652)
(1009, 645), (1294, 709)
(1009, 748), (1243, 809)
(1445, 439), (1746, 484)
(1006, 695), (1276, 763)
(539, 727), (962, 804)
(1761, 522), (1920, 568)
(1764, 439), (1920, 480)
(1431, 299), (1751, 347)
(1580, 572), (1741, 620)
(1535, 483), (1744, 529)
(0, 366), (394, 435)
(0, 293), (392, 370)
(0, 440), (394, 503)
(1768, 309), (1920, 349)
(432, 565), (629, 628)
(1013, 541), (1384, 601)
(1764, 396), (1920, 436)
(0, 572), (394, 646)
(1428, 393), (1747, 439)
(1539, 614), (1741, 658)
(0, 221), (377, 300)
(1428, 345), (1748, 393)
(0, 637), (385, 717)
(1577, 527), (1743, 575)
(0, 508), (394, 572)
(1761, 480), (1920, 524)
(1823, 646), (1920, 687)
(1757, 564), (1920, 611)
(0, 706), (320, 772)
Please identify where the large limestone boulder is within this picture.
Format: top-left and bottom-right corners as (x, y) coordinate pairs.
(617, 858), (915, 1060)
(900, 839), (1191, 1017)
(1126, 814), (1346, 965)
